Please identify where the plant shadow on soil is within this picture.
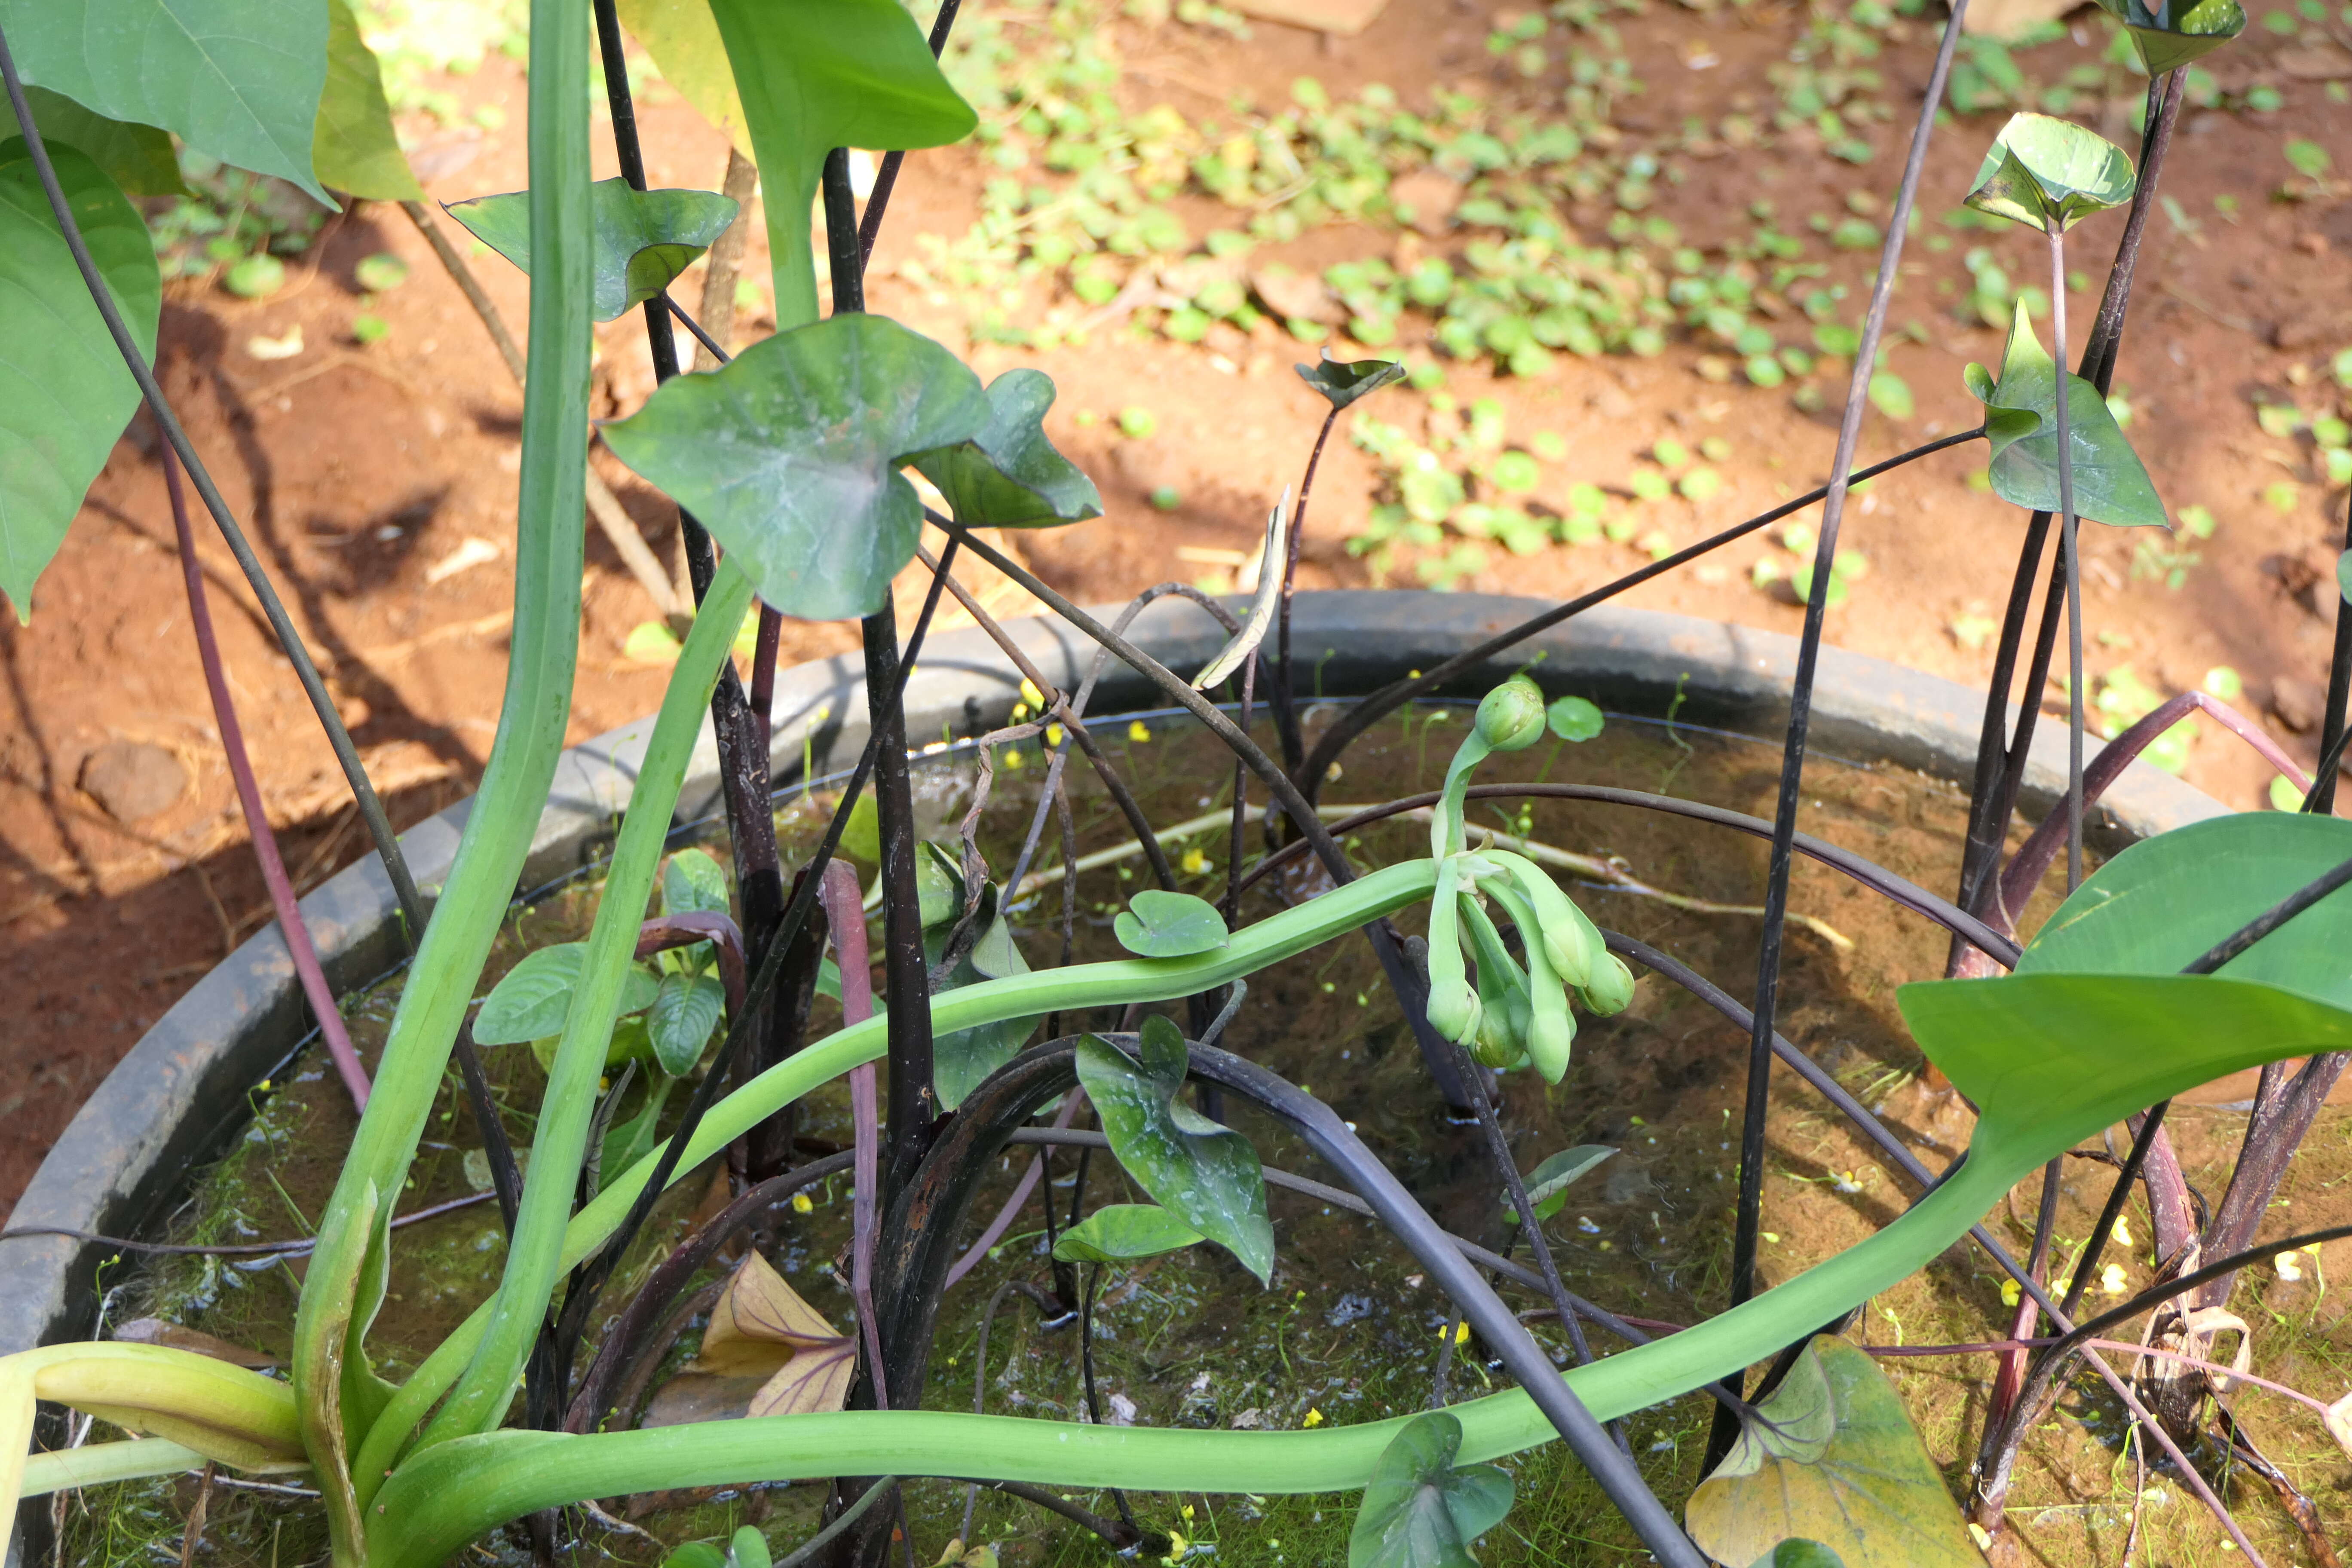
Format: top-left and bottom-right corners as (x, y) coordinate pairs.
(43, 702), (2352, 1568)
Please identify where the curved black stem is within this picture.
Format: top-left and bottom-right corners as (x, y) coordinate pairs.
(777, 1475), (900, 1568)
(2056, 1103), (2169, 1323)
(1271, 406), (1342, 772)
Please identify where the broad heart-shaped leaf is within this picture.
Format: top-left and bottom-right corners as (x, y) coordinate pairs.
(706, 0), (976, 328)
(1053, 1203), (1207, 1264)
(311, 0), (420, 202)
(1348, 1411), (1514, 1568)
(445, 178), (740, 322)
(1749, 1541), (1848, 1567)
(1964, 112), (2136, 233)
(474, 943), (661, 1045)
(647, 971), (726, 1075)
(647, 1252), (856, 1424)
(1297, 350), (1409, 412)
(616, 0), (752, 156)
(1114, 890), (1231, 958)
(603, 313), (990, 622)
(0, 0), (332, 205)
(1965, 298), (2164, 527)
(0, 139), (159, 621)
(2016, 812), (2352, 1006)
(925, 878), (1039, 1111)
(662, 847), (732, 919)
(2095, 0), (2246, 73)
(1504, 1145), (1614, 1223)
(911, 369), (1102, 527)
(1685, 1337), (1981, 1568)
(1077, 1016), (1275, 1283)
(0, 87), (181, 195)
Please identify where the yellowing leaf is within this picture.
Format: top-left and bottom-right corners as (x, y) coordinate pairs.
(647, 1253), (858, 1425)
(616, 0), (751, 155)
(1684, 1337), (1982, 1568)
(700, 1251), (845, 1369)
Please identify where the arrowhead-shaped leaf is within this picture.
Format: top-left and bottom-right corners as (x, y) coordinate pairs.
(1503, 1145), (1615, 1223)
(0, 0), (332, 205)
(475, 943), (660, 1045)
(1965, 298), (2164, 527)
(616, 0), (752, 155)
(0, 139), (159, 621)
(647, 971), (726, 1075)
(1685, 1337), (1981, 1568)
(446, 177), (740, 322)
(1053, 1203), (1208, 1263)
(1077, 1016), (1274, 1283)
(1297, 350), (1409, 412)
(704, 0), (976, 328)
(925, 877), (1039, 1110)
(0, 88), (181, 196)
(604, 313), (990, 621)
(1348, 1411), (1514, 1568)
(312, 0), (419, 201)
(1114, 890), (1230, 957)
(2095, 0), (2246, 73)
(912, 369), (1101, 527)
(1964, 111), (2136, 233)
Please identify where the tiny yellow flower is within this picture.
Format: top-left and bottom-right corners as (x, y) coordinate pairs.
(1181, 847), (1213, 875)
(1002, 746), (1026, 770)
(1128, 720), (1153, 744)
(1302, 1408), (1325, 1429)
(1020, 677), (1045, 709)
(1439, 1320), (1469, 1345)
(1180, 1505), (1195, 1523)
(1010, 702), (1029, 722)
(1045, 723), (1064, 748)
(2100, 1262), (2128, 1296)
(1999, 1279), (2021, 1308)
(1165, 1530), (1189, 1563)
(2276, 1251), (2306, 1282)
(2112, 1217), (2133, 1248)
(792, 1193), (814, 1215)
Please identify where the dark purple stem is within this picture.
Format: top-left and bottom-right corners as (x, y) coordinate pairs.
(820, 860), (889, 1412)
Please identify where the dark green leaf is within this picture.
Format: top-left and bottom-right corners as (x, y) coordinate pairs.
(0, 139), (159, 620)
(1348, 1411), (1514, 1568)
(2094, 0), (2246, 73)
(926, 880), (1038, 1111)
(605, 314), (989, 621)
(912, 369), (1101, 527)
(1114, 890), (1230, 957)
(727, 1525), (772, 1568)
(1052, 1203), (1207, 1263)
(1296, 349), (1409, 412)
(475, 943), (661, 1046)
(1076, 1016), (1274, 1283)
(0, 0), (332, 205)
(659, 1544), (727, 1568)
(706, 0), (976, 327)
(1686, 1337), (1981, 1568)
(1963, 112), (2135, 232)
(1965, 299), (2164, 527)
(1545, 695), (1603, 742)
(647, 971), (726, 1076)
(662, 848), (732, 919)
(916, 840), (965, 930)
(446, 178), (740, 322)
(0, 87), (181, 195)
(1504, 1145), (1614, 1223)
(312, 0), (419, 201)
(1749, 1543), (1847, 1568)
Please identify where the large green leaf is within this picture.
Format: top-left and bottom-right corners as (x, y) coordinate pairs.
(1052, 1203), (1206, 1264)
(1076, 1016), (1275, 1284)
(0, 0), (332, 205)
(911, 369), (1101, 527)
(1965, 298), (2164, 527)
(615, 0), (750, 156)
(1685, 1337), (1981, 1568)
(662, 847), (732, 919)
(1964, 111), (2135, 233)
(0, 86), (181, 195)
(602, 312), (989, 622)
(647, 971), (725, 1076)
(0, 138), (159, 621)
(1348, 1411), (1513, 1568)
(446, 177), (739, 323)
(474, 943), (661, 1045)
(312, 0), (419, 202)
(704, 0), (976, 328)
(2094, 0), (2246, 73)
(2015, 813), (2352, 1003)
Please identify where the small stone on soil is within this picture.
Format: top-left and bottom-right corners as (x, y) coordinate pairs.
(78, 739), (187, 823)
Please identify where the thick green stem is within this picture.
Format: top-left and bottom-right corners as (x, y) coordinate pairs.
(289, 0), (592, 1511)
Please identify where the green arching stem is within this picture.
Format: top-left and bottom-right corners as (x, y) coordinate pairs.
(1431, 733), (1493, 859)
(291, 0), (593, 1494)
(420, 563), (756, 1452)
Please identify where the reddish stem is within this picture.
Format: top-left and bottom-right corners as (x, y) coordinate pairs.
(162, 446), (371, 1112)
(818, 859), (888, 1410)
(635, 911), (747, 1025)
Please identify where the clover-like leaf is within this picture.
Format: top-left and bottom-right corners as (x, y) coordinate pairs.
(1077, 1016), (1274, 1283)
(2094, 0), (2246, 73)
(1685, 1337), (1982, 1568)
(474, 943), (661, 1045)
(1503, 1145), (1615, 1224)
(1052, 1203), (1208, 1264)
(706, 0), (977, 327)
(1297, 349), (1409, 412)
(1964, 112), (2136, 233)
(662, 848), (732, 919)
(927, 878), (1039, 1111)
(604, 313), (990, 622)
(312, 0), (420, 202)
(1965, 299), (2165, 527)
(647, 971), (726, 1076)
(1114, 890), (1231, 958)
(1193, 489), (1290, 692)
(912, 369), (1102, 527)
(0, 138), (160, 622)
(446, 178), (740, 323)
(1348, 1411), (1514, 1568)
(1545, 695), (1604, 742)
(645, 1253), (856, 1427)
(0, 87), (181, 196)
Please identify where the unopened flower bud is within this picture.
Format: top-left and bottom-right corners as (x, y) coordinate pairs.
(1475, 674), (1548, 753)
